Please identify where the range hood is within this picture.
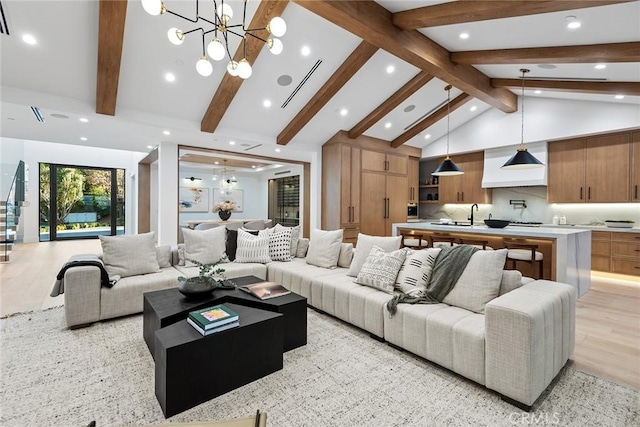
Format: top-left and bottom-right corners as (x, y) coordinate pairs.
(481, 141), (548, 188)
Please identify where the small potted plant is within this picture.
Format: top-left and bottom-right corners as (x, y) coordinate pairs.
(212, 201), (238, 221)
(177, 257), (232, 299)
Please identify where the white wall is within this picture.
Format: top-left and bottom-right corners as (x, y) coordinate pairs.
(157, 142), (178, 245)
(3, 137), (147, 243)
(422, 97), (640, 158)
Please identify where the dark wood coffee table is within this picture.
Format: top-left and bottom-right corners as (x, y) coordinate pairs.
(143, 275), (307, 417)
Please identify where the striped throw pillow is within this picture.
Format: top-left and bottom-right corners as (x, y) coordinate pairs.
(234, 229), (272, 264)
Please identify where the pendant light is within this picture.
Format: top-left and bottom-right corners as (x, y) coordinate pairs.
(432, 85), (464, 176)
(502, 69), (544, 169)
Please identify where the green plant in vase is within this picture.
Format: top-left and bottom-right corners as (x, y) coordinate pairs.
(177, 257), (232, 298)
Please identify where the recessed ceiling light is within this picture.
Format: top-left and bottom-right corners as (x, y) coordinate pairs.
(386, 65), (395, 74)
(469, 105), (477, 112)
(229, 141), (235, 145)
(79, 117), (88, 123)
(594, 63), (607, 70)
(565, 16), (581, 29)
(275, 148), (281, 153)
(384, 122), (392, 129)
(615, 94), (625, 99)
(147, 145), (154, 149)
(403, 105), (415, 113)
(80, 137), (88, 141)
(256, 168), (264, 172)
(534, 90), (542, 94)
(165, 73), (176, 82)
(424, 134), (431, 139)
(163, 130), (170, 135)
(459, 32), (469, 39)
(538, 64), (557, 69)
(214, 161), (219, 165)
(301, 46), (311, 56)
(263, 99), (272, 108)
(22, 34), (37, 45)
(50, 113), (69, 119)
(252, 165), (256, 168)
(339, 108), (348, 116)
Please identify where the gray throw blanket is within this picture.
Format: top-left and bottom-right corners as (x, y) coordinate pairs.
(50, 254), (119, 297)
(386, 245), (479, 315)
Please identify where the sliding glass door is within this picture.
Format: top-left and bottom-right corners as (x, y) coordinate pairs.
(39, 163), (125, 241)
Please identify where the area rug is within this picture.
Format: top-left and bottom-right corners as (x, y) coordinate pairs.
(1, 307), (638, 427)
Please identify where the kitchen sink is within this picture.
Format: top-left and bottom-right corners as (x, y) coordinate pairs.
(430, 222), (473, 227)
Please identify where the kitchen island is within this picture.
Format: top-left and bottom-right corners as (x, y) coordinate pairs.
(392, 222), (591, 297)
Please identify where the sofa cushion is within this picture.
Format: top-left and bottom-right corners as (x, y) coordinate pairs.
(268, 228), (293, 262)
(306, 229), (343, 269)
(499, 270), (523, 295)
(225, 228), (239, 261)
(355, 246), (406, 294)
(99, 232), (160, 278)
(235, 229), (272, 263)
(274, 224), (301, 256)
(347, 234), (402, 277)
(395, 248), (440, 295)
(296, 237), (309, 258)
(156, 245), (173, 268)
(442, 249), (508, 314)
(337, 243), (354, 268)
(182, 226), (227, 266)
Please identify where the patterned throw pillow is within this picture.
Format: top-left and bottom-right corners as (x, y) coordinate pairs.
(234, 229), (272, 264)
(268, 228), (293, 262)
(274, 224), (301, 255)
(395, 248), (440, 295)
(355, 246), (407, 294)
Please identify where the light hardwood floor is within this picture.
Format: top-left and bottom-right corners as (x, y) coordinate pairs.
(1, 240), (639, 389)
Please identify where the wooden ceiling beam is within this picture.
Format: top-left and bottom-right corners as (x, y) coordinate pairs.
(348, 71), (434, 139)
(391, 93), (471, 148)
(96, 0), (128, 116)
(392, 1), (634, 30)
(277, 41), (378, 145)
(294, 0), (517, 113)
(201, 0), (289, 133)
(452, 42), (640, 65)
(492, 79), (640, 96)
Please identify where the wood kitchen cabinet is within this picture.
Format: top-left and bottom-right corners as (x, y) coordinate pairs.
(438, 151), (492, 204)
(632, 132), (640, 202)
(591, 230), (640, 277)
(548, 133), (632, 203)
(322, 144), (360, 243)
(361, 149), (407, 175)
(360, 171), (408, 236)
(591, 231), (611, 272)
(408, 157), (419, 203)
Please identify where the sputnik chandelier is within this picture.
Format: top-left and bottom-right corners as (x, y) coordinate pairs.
(141, 0), (287, 79)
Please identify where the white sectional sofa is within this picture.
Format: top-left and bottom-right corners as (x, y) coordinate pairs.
(61, 235), (575, 410)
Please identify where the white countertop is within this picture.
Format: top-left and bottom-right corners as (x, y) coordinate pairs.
(394, 222), (591, 238)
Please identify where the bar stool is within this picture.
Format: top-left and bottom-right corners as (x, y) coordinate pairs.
(400, 232), (427, 249)
(503, 238), (544, 279)
(458, 238), (494, 250)
(428, 235), (457, 249)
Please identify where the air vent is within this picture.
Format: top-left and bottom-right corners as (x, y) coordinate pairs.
(274, 170), (292, 176)
(243, 144), (262, 151)
(281, 59), (323, 109)
(525, 76), (607, 82)
(404, 99), (447, 131)
(30, 106), (45, 123)
(0, 2), (10, 35)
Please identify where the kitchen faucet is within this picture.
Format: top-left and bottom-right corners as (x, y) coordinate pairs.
(469, 204), (479, 225)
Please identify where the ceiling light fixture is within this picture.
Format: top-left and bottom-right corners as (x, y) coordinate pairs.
(502, 69), (544, 170)
(163, 130), (171, 135)
(470, 105), (477, 112)
(432, 85), (463, 176)
(615, 94), (625, 99)
(594, 63), (606, 70)
(80, 137), (88, 141)
(339, 108), (348, 116)
(301, 46), (310, 56)
(165, 72), (176, 82)
(263, 99), (272, 108)
(424, 134), (431, 140)
(534, 90), (542, 94)
(22, 34), (37, 45)
(275, 148), (281, 152)
(141, 0), (286, 79)
(79, 117), (89, 123)
(565, 16), (581, 30)
(386, 65), (395, 74)
(212, 160), (237, 190)
(384, 122), (392, 129)
(459, 32), (469, 39)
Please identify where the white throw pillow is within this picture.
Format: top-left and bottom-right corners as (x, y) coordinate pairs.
(296, 238), (310, 258)
(442, 249), (508, 314)
(355, 246), (407, 294)
(99, 232), (160, 278)
(347, 233), (402, 277)
(182, 226), (227, 266)
(268, 228), (293, 262)
(337, 243), (354, 268)
(155, 245), (173, 268)
(395, 248), (440, 295)
(274, 223), (301, 255)
(235, 229), (272, 263)
(306, 229), (343, 269)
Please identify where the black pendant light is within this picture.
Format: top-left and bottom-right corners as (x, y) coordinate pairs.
(502, 69), (544, 169)
(432, 85), (464, 176)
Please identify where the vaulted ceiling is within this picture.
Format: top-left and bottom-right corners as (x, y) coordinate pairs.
(1, 0), (638, 162)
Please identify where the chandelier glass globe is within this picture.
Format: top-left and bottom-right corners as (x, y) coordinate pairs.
(167, 28), (184, 45)
(227, 60), (240, 77)
(196, 57), (213, 77)
(207, 38), (226, 61)
(267, 38), (283, 55)
(268, 17), (287, 37)
(141, 0), (162, 16)
(216, 3), (233, 23)
(237, 59), (252, 79)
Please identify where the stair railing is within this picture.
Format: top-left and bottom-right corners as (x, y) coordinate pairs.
(2, 161), (26, 261)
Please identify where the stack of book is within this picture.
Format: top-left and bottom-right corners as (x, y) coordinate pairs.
(187, 304), (239, 336)
(238, 281), (291, 300)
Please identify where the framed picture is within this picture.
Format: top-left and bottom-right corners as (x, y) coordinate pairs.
(213, 188), (244, 212)
(179, 187), (209, 212)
